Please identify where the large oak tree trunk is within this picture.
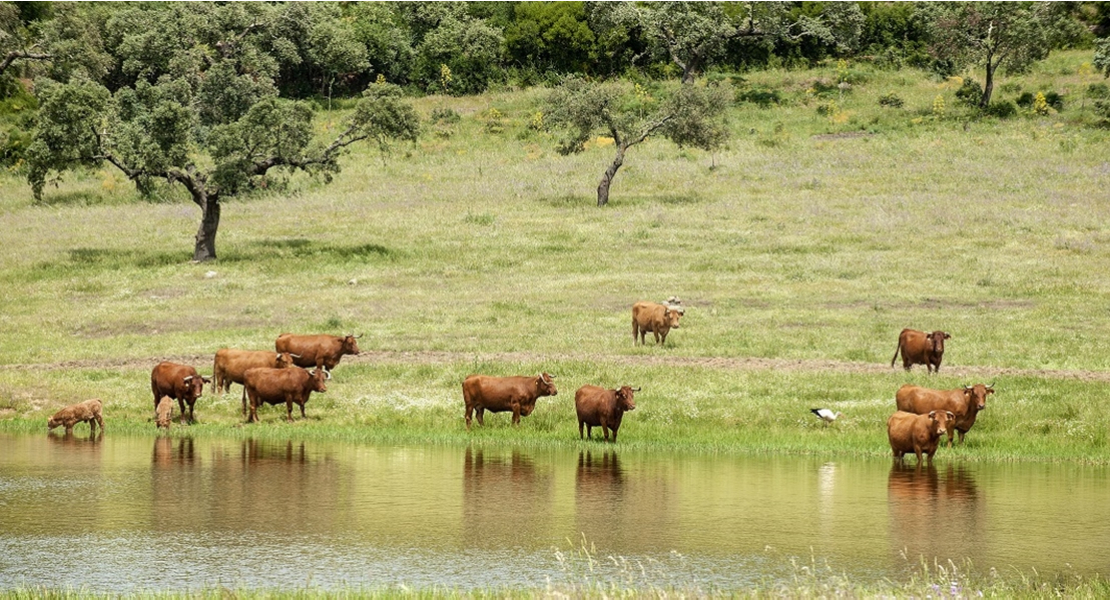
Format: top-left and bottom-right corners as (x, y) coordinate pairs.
(597, 145), (627, 207)
(192, 192), (220, 262)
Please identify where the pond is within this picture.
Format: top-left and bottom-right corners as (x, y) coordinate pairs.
(0, 432), (1107, 593)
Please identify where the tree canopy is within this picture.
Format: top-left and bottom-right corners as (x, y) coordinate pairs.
(546, 77), (729, 206)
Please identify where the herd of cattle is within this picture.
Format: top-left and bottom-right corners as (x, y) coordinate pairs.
(44, 300), (995, 464)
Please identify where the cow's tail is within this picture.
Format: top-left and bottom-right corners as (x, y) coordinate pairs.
(890, 342), (901, 368)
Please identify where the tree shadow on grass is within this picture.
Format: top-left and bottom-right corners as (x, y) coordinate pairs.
(219, 238), (394, 263)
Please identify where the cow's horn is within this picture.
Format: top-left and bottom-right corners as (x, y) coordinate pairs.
(290, 353), (302, 358)
(183, 375), (194, 382)
(632, 387), (641, 392)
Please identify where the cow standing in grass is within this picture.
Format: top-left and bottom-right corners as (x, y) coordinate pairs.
(462, 373), (558, 430)
(632, 301), (683, 346)
(891, 329), (950, 373)
(151, 361), (210, 424)
(896, 383), (994, 447)
(575, 385), (638, 442)
(242, 364), (330, 423)
(275, 333), (361, 371)
(213, 349), (296, 394)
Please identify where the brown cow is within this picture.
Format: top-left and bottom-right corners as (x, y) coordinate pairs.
(155, 396), (173, 429)
(462, 373), (558, 430)
(48, 399), (104, 434)
(212, 349), (296, 394)
(896, 383), (993, 447)
(275, 333), (361, 370)
(887, 410), (955, 465)
(575, 385), (638, 442)
(632, 301), (683, 346)
(151, 361), (210, 424)
(891, 329), (950, 373)
(242, 364), (330, 423)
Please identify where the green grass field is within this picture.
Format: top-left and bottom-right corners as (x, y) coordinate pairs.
(1, 51), (1109, 465)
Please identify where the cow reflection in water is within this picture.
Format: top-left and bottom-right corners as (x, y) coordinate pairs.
(574, 450), (630, 543)
(463, 447), (553, 547)
(887, 462), (982, 564)
(151, 436), (199, 530)
(47, 429), (103, 448)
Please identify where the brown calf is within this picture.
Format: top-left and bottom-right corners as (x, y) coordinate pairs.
(48, 399), (104, 434)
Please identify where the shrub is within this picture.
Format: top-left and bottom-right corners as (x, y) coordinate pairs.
(1086, 83), (1110, 99)
(430, 107), (461, 124)
(1016, 91), (1035, 108)
(985, 100), (1017, 119)
(737, 88), (782, 108)
(954, 79), (983, 107)
(878, 93), (904, 108)
(1043, 91), (1064, 111)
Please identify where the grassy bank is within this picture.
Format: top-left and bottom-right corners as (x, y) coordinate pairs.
(1, 51), (1109, 464)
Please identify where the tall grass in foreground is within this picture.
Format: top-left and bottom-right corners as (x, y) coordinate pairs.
(5, 547), (1109, 599)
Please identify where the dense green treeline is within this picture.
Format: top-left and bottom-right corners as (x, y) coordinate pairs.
(2, 2), (1107, 99)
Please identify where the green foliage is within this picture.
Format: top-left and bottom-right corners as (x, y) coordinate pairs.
(414, 15), (503, 95)
(504, 1), (595, 74)
(25, 76), (110, 199)
(736, 87), (782, 108)
(985, 100), (1017, 119)
(919, 2), (1084, 105)
(954, 79), (983, 108)
(1095, 37), (1110, 78)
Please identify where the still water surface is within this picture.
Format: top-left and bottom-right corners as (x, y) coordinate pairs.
(0, 432), (1107, 592)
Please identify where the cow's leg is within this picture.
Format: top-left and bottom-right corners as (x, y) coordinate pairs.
(465, 405), (473, 430)
(177, 398), (188, 424)
(602, 426), (611, 442)
(187, 400), (196, 424)
(957, 430), (966, 445)
(512, 404), (521, 426)
(660, 331), (668, 345)
(578, 420), (584, 439)
(585, 424), (593, 439)
(299, 402), (306, 420)
(611, 427), (618, 443)
(286, 399), (295, 422)
(947, 429), (954, 448)
(476, 408), (485, 426)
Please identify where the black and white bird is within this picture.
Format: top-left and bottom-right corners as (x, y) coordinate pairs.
(810, 408), (843, 426)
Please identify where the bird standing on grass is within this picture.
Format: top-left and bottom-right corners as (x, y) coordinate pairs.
(811, 408), (843, 426)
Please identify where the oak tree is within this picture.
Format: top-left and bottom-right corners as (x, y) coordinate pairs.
(546, 77), (728, 206)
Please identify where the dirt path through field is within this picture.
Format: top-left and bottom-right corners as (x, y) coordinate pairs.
(6, 350), (1109, 383)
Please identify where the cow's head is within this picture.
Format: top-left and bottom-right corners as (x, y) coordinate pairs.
(615, 386), (639, 412)
(926, 331), (950, 355)
(46, 416), (60, 430)
(275, 352), (296, 369)
(537, 372), (558, 397)
(927, 410), (956, 437)
(963, 383), (993, 411)
(310, 365), (331, 393)
(342, 334), (362, 356)
(663, 308), (683, 329)
(182, 375), (210, 400)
